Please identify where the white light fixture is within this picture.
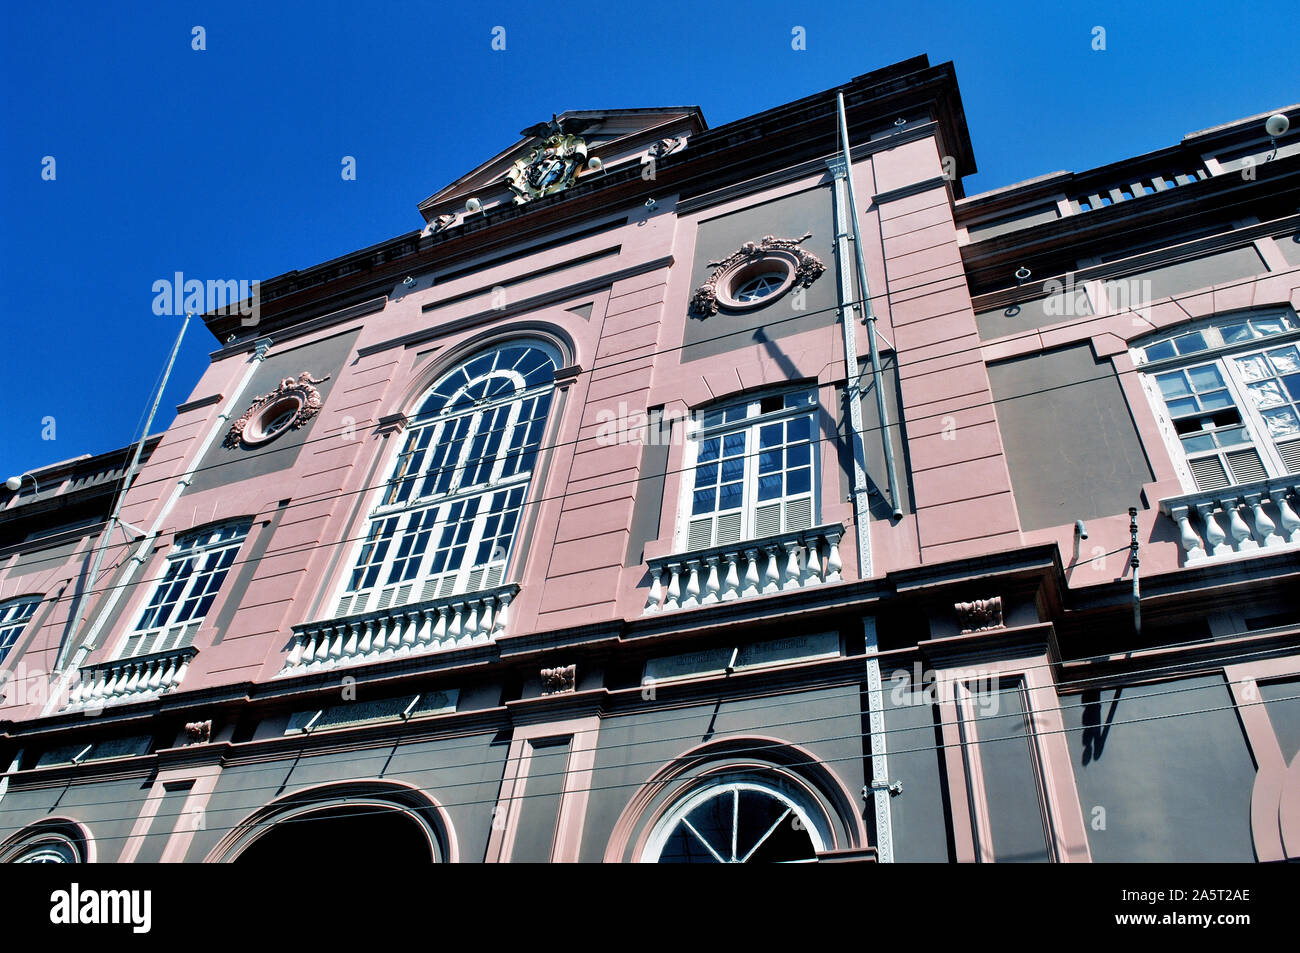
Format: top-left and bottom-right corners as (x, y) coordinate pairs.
(402, 276), (416, 287)
(586, 156), (603, 171)
(465, 197), (482, 213)
(5, 473), (37, 494)
(1265, 113), (1290, 138)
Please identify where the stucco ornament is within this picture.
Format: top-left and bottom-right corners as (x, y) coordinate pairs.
(224, 372), (330, 448)
(690, 232), (826, 316)
(506, 115), (591, 205)
(955, 596), (1004, 633)
(540, 664), (576, 695)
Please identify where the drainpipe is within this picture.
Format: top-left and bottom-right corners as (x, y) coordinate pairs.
(1128, 507), (1141, 635)
(42, 334), (273, 714)
(837, 91), (903, 521)
(830, 95), (896, 862)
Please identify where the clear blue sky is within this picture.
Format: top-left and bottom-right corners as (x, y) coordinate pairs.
(2, 0), (1297, 479)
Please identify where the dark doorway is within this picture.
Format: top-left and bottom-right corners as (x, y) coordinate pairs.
(234, 805), (433, 864)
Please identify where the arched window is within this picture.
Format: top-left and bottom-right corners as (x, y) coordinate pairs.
(643, 776), (827, 863)
(1134, 309), (1300, 491)
(0, 595), (41, 666)
(336, 340), (560, 617)
(0, 821), (90, 864)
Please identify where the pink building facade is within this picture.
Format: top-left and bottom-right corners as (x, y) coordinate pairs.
(1, 56), (1298, 863)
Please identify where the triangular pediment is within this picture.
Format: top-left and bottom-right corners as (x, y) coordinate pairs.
(417, 107), (705, 222)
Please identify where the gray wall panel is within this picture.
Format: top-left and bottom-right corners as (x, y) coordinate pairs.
(1062, 675), (1257, 862)
(1260, 677), (1300, 763)
(988, 343), (1153, 532)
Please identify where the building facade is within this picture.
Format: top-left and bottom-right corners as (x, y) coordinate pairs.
(1, 55), (1298, 863)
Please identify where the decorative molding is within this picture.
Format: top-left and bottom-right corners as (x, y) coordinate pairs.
(184, 720), (212, 745)
(540, 664), (576, 695)
(223, 372), (330, 448)
(506, 116), (590, 205)
(690, 233), (826, 317)
(955, 597), (1004, 633)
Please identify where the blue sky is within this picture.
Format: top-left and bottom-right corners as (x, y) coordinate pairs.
(2, 0), (1297, 479)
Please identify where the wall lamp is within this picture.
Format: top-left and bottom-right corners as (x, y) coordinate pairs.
(4, 473), (38, 494)
(1266, 113), (1290, 160)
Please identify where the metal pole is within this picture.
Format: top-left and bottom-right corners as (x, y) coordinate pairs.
(57, 312), (190, 673)
(837, 91), (903, 520)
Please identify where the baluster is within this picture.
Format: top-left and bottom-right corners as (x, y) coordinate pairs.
(1168, 505), (1205, 560)
(401, 610), (419, 648)
(359, 620), (376, 656)
(287, 636), (305, 668)
(173, 655), (191, 688)
(1222, 499), (1256, 550)
(741, 549), (760, 597)
(470, 598), (486, 642)
(665, 563), (683, 611)
(494, 591), (512, 636)
(682, 559), (702, 608)
(803, 536), (823, 586)
(825, 531), (843, 582)
(479, 598), (496, 639)
(147, 660), (165, 691)
(433, 606), (449, 643)
(1197, 503), (1229, 555)
(763, 546), (781, 593)
(722, 552), (741, 600)
(702, 556), (721, 604)
(1246, 493), (1280, 546)
(448, 603), (465, 642)
(644, 568), (664, 614)
(1277, 489), (1300, 543)
(782, 541), (802, 590)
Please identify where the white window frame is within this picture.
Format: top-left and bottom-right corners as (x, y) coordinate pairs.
(333, 339), (560, 619)
(119, 520), (251, 659)
(0, 596), (41, 667)
(674, 387), (821, 552)
(1133, 309), (1300, 493)
(641, 777), (827, 863)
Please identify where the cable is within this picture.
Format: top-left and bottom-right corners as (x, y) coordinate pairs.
(2, 637), (1293, 827)
(3, 681), (1294, 847)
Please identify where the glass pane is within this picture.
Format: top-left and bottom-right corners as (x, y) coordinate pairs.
(1165, 396), (1200, 417)
(693, 464), (718, 489)
(759, 423), (782, 449)
(786, 416), (811, 442)
(697, 437), (720, 463)
(785, 443), (811, 468)
(1157, 372), (1190, 398)
(757, 473), (783, 501)
(1220, 323), (1251, 343)
(1181, 434), (1215, 453)
(718, 481), (743, 511)
(1283, 374), (1300, 401)
(692, 489), (715, 516)
(1145, 341), (1176, 362)
(1247, 381), (1286, 409)
(1234, 355), (1270, 382)
(723, 432), (746, 456)
(720, 456), (745, 482)
(1215, 427), (1250, 447)
(1186, 364), (1225, 392)
(758, 450), (782, 474)
(1198, 390), (1235, 412)
(1174, 332), (1208, 354)
(1253, 316), (1287, 336)
(788, 468), (811, 495)
(1262, 407), (1300, 438)
(1267, 346), (1300, 374)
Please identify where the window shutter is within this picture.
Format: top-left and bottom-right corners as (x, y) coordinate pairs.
(785, 497), (813, 532)
(1279, 441), (1300, 475)
(1189, 457), (1229, 491)
(716, 512), (744, 545)
(754, 503), (782, 538)
(335, 594), (354, 617)
(1225, 447), (1267, 484)
(687, 517), (714, 551)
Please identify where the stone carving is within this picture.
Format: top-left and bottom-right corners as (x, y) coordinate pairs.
(690, 233), (826, 316)
(540, 664), (576, 695)
(649, 136), (686, 160)
(506, 115), (593, 205)
(955, 597), (1004, 633)
(224, 372), (330, 448)
(184, 720), (212, 745)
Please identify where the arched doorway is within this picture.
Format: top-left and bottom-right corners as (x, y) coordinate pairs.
(233, 805), (434, 864)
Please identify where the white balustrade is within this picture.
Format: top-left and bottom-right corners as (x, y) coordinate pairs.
(279, 584), (517, 677)
(1162, 480), (1300, 564)
(66, 647), (196, 711)
(644, 524), (846, 614)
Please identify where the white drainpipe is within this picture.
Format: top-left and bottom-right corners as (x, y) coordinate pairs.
(41, 337), (273, 715)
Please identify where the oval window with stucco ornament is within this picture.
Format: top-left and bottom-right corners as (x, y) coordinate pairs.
(691, 233), (826, 317)
(224, 372), (330, 449)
